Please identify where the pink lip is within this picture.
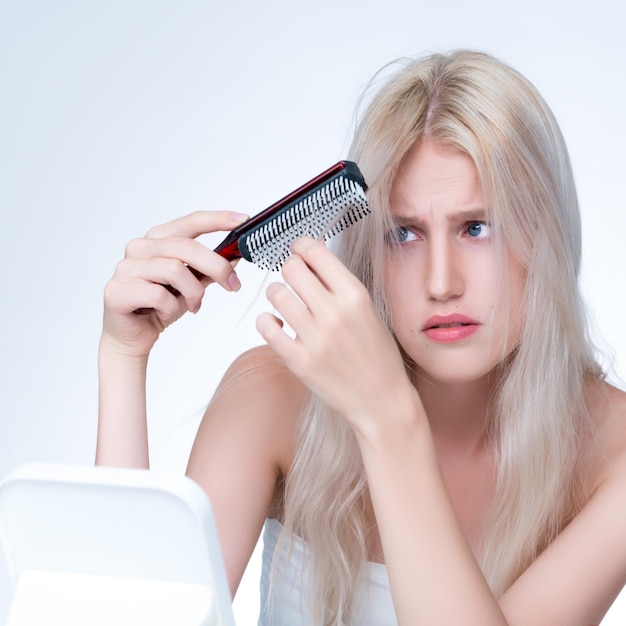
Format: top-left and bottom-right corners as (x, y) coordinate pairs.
(422, 314), (480, 343)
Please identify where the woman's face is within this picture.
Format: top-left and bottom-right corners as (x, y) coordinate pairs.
(384, 140), (526, 386)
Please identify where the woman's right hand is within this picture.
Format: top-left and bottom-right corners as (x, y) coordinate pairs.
(101, 210), (249, 358)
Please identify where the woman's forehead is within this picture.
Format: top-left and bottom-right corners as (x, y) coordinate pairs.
(390, 142), (484, 219)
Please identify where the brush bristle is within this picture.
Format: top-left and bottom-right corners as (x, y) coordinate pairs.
(242, 177), (369, 271)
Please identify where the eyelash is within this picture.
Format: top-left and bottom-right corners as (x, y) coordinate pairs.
(464, 221), (491, 240)
(387, 226), (417, 245)
(388, 222), (491, 245)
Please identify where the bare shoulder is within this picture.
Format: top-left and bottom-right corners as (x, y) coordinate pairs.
(191, 344), (308, 475)
(219, 343), (304, 389)
(216, 343), (309, 423)
(586, 378), (626, 490)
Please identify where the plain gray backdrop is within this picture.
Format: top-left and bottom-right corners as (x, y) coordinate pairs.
(1, 1), (625, 623)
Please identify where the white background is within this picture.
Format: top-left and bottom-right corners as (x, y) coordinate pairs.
(0, 1), (625, 624)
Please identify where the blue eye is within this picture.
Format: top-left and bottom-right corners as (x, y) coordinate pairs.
(466, 222), (490, 239)
(395, 226), (410, 243)
(388, 225), (418, 245)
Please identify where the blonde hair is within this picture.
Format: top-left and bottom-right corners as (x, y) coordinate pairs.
(279, 50), (602, 623)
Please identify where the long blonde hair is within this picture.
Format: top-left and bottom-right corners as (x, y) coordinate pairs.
(280, 50), (602, 624)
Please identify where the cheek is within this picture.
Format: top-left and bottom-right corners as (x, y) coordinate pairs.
(384, 257), (419, 314)
(384, 263), (425, 346)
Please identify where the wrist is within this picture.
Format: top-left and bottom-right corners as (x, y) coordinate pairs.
(351, 383), (430, 450)
(99, 331), (151, 366)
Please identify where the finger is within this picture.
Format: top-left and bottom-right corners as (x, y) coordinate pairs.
(264, 282), (318, 343)
(145, 210), (249, 240)
(125, 236), (206, 260)
(290, 237), (357, 293)
(105, 278), (183, 319)
(256, 312), (296, 361)
(123, 239), (242, 293)
(124, 257), (211, 311)
(280, 253), (331, 316)
(112, 254), (239, 318)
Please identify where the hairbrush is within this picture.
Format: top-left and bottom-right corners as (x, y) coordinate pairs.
(134, 160), (369, 314)
(213, 160), (369, 270)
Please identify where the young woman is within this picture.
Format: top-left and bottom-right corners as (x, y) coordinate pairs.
(97, 50), (626, 625)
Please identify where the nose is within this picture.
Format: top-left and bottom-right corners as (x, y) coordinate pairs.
(424, 235), (464, 301)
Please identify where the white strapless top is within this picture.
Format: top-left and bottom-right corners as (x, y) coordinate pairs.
(258, 518), (397, 625)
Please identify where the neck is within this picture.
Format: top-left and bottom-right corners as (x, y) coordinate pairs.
(413, 370), (496, 454)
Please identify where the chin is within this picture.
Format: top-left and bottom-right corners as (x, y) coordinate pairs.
(416, 369), (493, 388)
(409, 354), (505, 388)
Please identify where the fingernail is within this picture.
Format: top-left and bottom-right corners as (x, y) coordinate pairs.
(230, 212), (250, 225)
(227, 271), (241, 292)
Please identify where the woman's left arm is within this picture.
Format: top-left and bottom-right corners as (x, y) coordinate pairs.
(256, 237), (626, 626)
(499, 447), (626, 625)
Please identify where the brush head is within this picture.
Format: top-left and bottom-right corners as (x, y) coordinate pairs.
(242, 170), (369, 270)
(214, 161), (370, 271)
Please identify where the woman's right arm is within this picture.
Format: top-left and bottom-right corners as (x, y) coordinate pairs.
(96, 210), (249, 468)
(96, 209), (307, 595)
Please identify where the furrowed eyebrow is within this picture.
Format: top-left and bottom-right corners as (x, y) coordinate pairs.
(449, 208), (488, 222)
(391, 208), (488, 227)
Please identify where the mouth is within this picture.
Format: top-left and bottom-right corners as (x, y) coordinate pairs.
(422, 315), (479, 331)
(422, 316), (480, 343)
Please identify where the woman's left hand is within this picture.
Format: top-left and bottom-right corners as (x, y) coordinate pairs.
(256, 237), (417, 436)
